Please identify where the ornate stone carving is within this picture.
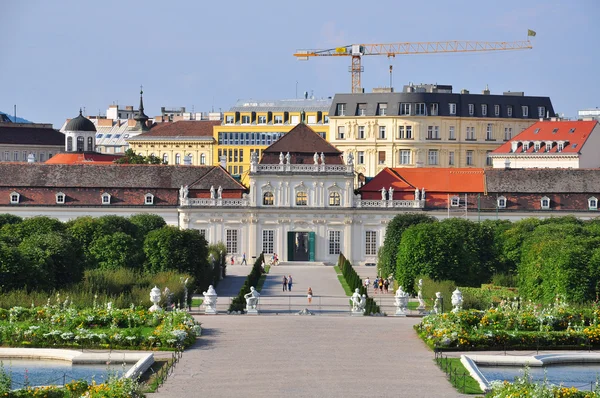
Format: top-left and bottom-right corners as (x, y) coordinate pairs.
(203, 285), (218, 314)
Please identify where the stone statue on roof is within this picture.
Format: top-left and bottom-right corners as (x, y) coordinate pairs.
(347, 152), (354, 166)
(279, 152), (284, 165)
(415, 187), (420, 201)
(313, 152), (319, 165)
(179, 185), (189, 200)
(320, 152), (325, 165)
(421, 187), (426, 200)
(210, 185), (215, 199)
(381, 187), (387, 201)
(285, 152), (291, 165)
(388, 186), (394, 200)
(217, 186), (223, 199)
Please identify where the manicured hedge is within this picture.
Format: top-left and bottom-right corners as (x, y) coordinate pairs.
(338, 254), (380, 315)
(228, 254), (265, 312)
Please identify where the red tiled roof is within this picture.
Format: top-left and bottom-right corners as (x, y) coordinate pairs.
(45, 153), (123, 164)
(361, 168), (485, 193)
(491, 120), (598, 154)
(135, 120), (220, 137)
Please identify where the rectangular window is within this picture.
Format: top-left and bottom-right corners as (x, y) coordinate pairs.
(357, 151), (365, 164)
(468, 104), (474, 116)
(39, 153), (45, 162)
(239, 149), (244, 162)
(329, 230), (341, 255)
(262, 230), (274, 254)
(449, 126), (455, 140)
(258, 115), (266, 124)
(337, 126), (345, 139)
(241, 115), (250, 124)
(405, 126), (412, 139)
(337, 103), (346, 116)
(504, 127), (512, 140)
(4, 151), (9, 161)
(481, 104), (488, 116)
(400, 103), (411, 115)
(378, 151), (386, 165)
(415, 103), (426, 116)
(448, 151), (455, 166)
(226, 229), (238, 254)
(358, 126), (365, 139)
(449, 103), (457, 115)
(13, 151), (18, 161)
(22, 151), (27, 161)
(494, 105), (500, 116)
(234, 149), (238, 162)
(398, 126), (404, 139)
(378, 103), (387, 116)
(323, 115), (329, 124)
(399, 150), (411, 165)
(507, 106), (513, 117)
(557, 142), (564, 152)
(486, 151), (493, 166)
(427, 126), (439, 139)
(274, 115), (283, 124)
(228, 149), (232, 162)
(239, 166), (243, 174)
(428, 150), (438, 165)
(365, 231), (377, 256)
(225, 115), (234, 124)
(378, 126), (386, 139)
(357, 103), (367, 116)
(522, 106), (529, 117)
(199, 229), (207, 239)
(430, 103), (438, 116)
(486, 123), (494, 140)
(538, 106), (545, 118)
(291, 115), (299, 124)
(466, 150), (474, 166)
(466, 126), (475, 140)
(233, 166), (238, 174)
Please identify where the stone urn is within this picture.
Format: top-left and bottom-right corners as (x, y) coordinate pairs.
(149, 286), (162, 312)
(394, 286), (409, 316)
(451, 288), (463, 313)
(203, 285), (218, 315)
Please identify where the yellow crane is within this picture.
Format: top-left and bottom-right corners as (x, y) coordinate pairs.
(294, 38), (533, 93)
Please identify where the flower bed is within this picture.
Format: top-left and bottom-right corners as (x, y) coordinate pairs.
(0, 305), (200, 350)
(416, 297), (600, 351)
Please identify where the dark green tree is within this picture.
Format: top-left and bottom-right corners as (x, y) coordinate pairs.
(66, 216), (101, 268)
(114, 148), (165, 164)
(89, 232), (139, 270)
(0, 241), (29, 290)
(0, 214), (22, 228)
(129, 214), (167, 241)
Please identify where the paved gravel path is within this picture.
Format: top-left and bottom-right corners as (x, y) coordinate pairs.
(149, 316), (467, 398)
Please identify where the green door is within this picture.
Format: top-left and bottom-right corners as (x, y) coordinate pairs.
(287, 231), (294, 261)
(308, 231), (316, 261)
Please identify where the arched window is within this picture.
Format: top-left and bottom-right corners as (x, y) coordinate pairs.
(497, 196), (507, 209)
(187, 153), (193, 164)
(296, 192), (307, 206)
(200, 153), (206, 165)
(76, 136), (84, 152)
(67, 137), (73, 151)
(329, 192), (341, 206)
(175, 154), (181, 165)
(162, 154), (168, 164)
(87, 137), (93, 151)
(263, 192), (274, 206)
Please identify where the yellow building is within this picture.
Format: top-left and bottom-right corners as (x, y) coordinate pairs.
(213, 98), (331, 181)
(327, 85), (555, 180)
(127, 120), (219, 165)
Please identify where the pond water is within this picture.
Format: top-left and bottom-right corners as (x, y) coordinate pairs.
(479, 364), (600, 391)
(0, 359), (126, 388)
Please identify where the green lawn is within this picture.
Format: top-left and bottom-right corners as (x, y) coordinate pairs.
(191, 297), (203, 307)
(436, 357), (483, 395)
(333, 266), (353, 296)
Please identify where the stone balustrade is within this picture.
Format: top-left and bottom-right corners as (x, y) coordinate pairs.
(251, 164), (353, 174)
(184, 198), (424, 209)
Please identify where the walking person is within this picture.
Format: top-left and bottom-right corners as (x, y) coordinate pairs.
(282, 276), (288, 291)
(373, 277), (378, 294)
(230, 256), (234, 266)
(287, 275), (293, 291)
(379, 277), (384, 294)
(307, 287), (313, 304)
(383, 278), (389, 294)
(241, 252), (247, 266)
(365, 277), (370, 290)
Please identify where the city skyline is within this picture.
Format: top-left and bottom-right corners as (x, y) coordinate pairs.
(1, 0), (598, 127)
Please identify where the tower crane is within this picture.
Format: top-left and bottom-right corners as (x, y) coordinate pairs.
(294, 39), (533, 93)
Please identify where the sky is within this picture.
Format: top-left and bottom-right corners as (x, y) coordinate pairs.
(0, 0), (598, 128)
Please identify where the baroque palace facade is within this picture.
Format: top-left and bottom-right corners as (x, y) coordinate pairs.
(327, 84), (554, 180)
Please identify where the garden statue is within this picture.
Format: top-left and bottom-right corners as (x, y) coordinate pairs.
(414, 187), (420, 201)
(279, 152), (285, 165)
(417, 279), (426, 314)
(320, 152), (325, 165)
(181, 277), (189, 310)
(203, 285), (218, 314)
(313, 152), (319, 165)
(217, 186), (223, 199)
(149, 286), (161, 312)
(358, 294), (367, 312)
(351, 288), (363, 314)
(244, 286), (260, 313)
(210, 185), (215, 199)
(163, 287), (173, 310)
(394, 286), (409, 316)
(451, 288), (463, 313)
(433, 292), (443, 314)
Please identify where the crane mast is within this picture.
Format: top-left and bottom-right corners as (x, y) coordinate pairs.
(294, 39), (533, 93)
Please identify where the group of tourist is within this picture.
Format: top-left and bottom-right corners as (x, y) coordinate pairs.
(364, 276), (390, 294)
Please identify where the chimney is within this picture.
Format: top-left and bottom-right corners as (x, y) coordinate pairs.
(219, 155), (227, 169)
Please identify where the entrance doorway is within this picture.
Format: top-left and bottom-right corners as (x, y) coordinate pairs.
(287, 231), (315, 261)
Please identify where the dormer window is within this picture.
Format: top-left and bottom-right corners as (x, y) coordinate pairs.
(589, 197), (598, 210)
(497, 196), (507, 208)
(450, 196), (460, 207)
(10, 192), (20, 204)
(145, 193), (154, 205)
(569, 128), (576, 133)
(541, 196), (550, 210)
(534, 142), (540, 152)
(552, 128), (558, 134)
(557, 142), (564, 152)
(56, 192), (65, 204)
(101, 193), (111, 205)
(523, 142), (529, 152)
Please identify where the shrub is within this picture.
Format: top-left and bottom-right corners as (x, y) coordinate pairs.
(418, 276), (455, 313)
(229, 254), (264, 312)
